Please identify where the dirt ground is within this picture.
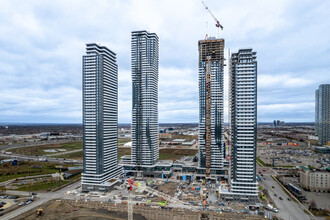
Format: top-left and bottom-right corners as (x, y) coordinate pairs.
(155, 182), (178, 197)
(20, 201), (146, 220)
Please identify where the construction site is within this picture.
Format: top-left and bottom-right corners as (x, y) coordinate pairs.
(18, 199), (266, 220)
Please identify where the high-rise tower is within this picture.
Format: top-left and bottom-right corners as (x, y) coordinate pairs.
(198, 37), (225, 176)
(229, 48), (258, 200)
(131, 31), (159, 166)
(315, 84), (330, 146)
(82, 43), (121, 191)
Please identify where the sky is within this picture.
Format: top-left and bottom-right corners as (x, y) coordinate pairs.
(0, 0), (329, 124)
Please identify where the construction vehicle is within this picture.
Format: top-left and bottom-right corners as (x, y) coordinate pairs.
(202, 1), (224, 30)
(36, 208), (43, 217)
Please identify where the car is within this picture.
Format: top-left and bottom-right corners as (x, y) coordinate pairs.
(14, 200), (18, 202)
(26, 200), (32, 205)
(18, 202), (25, 206)
(279, 197), (283, 200)
(274, 194), (277, 197)
(0, 209), (3, 211)
(287, 198), (291, 201)
(271, 186), (274, 188)
(31, 193), (37, 195)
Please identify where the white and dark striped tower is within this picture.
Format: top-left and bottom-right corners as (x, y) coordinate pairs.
(82, 43), (121, 191)
(229, 48), (258, 200)
(131, 31), (159, 166)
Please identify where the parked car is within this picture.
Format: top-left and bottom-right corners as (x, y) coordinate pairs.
(272, 186), (275, 188)
(274, 194), (277, 197)
(18, 202), (25, 206)
(279, 197), (283, 200)
(287, 198), (291, 201)
(26, 200), (32, 205)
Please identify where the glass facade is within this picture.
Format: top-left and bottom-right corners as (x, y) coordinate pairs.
(198, 38), (225, 170)
(82, 43), (121, 189)
(230, 49), (258, 197)
(316, 84), (330, 146)
(131, 31), (159, 166)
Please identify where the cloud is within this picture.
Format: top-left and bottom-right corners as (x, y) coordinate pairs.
(0, 0), (329, 123)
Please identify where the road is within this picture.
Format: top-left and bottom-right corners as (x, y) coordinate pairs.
(0, 153), (82, 164)
(45, 149), (82, 157)
(3, 181), (81, 220)
(261, 173), (311, 220)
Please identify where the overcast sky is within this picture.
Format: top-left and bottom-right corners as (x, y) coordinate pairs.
(0, 0), (329, 124)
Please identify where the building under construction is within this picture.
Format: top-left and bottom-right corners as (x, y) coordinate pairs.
(198, 37), (225, 177)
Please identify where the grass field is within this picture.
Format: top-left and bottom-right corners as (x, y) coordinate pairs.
(11, 141), (83, 156)
(0, 161), (74, 182)
(14, 175), (81, 192)
(159, 149), (198, 160)
(53, 151), (83, 159)
(52, 147), (197, 162)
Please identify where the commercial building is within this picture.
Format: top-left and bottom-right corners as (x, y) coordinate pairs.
(81, 43), (121, 191)
(198, 37), (225, 176)
(222, 49), (258, 201)
(300, 167), (330, 192)
(131, 31), (159, 166)
(315, 84), (330, 146)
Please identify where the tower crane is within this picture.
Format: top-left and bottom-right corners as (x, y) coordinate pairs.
(202, 1), (224, 30)
(126, 178), (140, 220)
(127, 178), (134, 220)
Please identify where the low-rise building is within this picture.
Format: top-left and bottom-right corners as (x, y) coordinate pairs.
(300, 167), (330, 192)
(159, 133), (172, 139)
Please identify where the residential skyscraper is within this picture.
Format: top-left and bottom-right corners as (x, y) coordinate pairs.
(315, 84), (330, 146)
(131, 31), (159, 166)
(198, 37), (225, 176)
(82, 43), (121, 191)
(229, 48), (258, 201)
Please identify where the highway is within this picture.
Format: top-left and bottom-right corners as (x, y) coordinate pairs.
(260, 171), (311, 220)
